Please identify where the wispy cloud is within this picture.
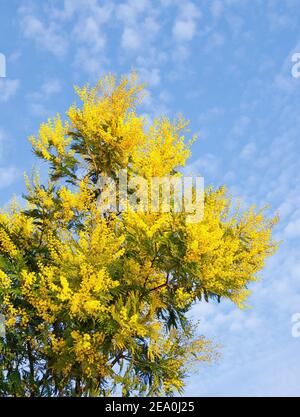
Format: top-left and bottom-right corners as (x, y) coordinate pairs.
(2, 0), (300, 397)
(0, 79), (20, 102)
(18, 5), (68, 57)
(172, 1), (201, 42)
(0, 166), (19, 188)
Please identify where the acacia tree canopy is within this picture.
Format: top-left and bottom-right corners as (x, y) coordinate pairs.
(0, 73), (278, 396)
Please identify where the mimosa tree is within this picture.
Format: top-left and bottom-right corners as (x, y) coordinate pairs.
(0, 74), (278, 397)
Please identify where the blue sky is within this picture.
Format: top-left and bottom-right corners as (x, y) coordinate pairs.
(1, 0), (300, 396)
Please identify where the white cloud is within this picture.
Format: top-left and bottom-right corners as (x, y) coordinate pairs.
(121, 27), (141, 50)
(240, 142), (256, 159)
(267, 0), (296, 31)
(41, 79), (61, 96)
(173, 19), (197, 41)
(117, 0), (149, 24)
(284, 218), (300, 239)
(19, 11), (67, 57)
(27, 79), (62, 116)
(30, 102), (49, 117)
(143, 16), (160, 37)
(0, 166), (19, 188)
(29, 79), (62, 101)
(51, 0), (113, 22)
(198, 106), (224, 124)
(180, 1), (202, 21)
(171, 44), (190, 62)
(138, 67), (160, 86)
(19, 1), (112, 65)
(73, 47), (108, 76)
(0, 79), (20, 102)
(184, 153), (220, 178)
(73, 16), (106, 52)
(118, 2), (159, 52)
(191, 300), (263, 337)
(172, 2), (201, 42)
(8, 51), (22, 63)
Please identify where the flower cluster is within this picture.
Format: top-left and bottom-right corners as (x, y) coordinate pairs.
(0, 73), (278, 397)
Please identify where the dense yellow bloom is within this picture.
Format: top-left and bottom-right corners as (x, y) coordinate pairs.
(133, 116), (193, 177)
(70, 330), (106, 378)
(0, 270), (11, 289)
(29, 115), (71, 160)
(0, 73), (278, 397)
(0, 229), (18, 257)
